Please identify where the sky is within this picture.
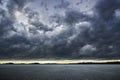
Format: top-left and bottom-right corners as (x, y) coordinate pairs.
(0, 0), (120, 59)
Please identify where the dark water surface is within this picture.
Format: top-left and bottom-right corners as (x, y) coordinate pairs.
(0, 64), (120, 80)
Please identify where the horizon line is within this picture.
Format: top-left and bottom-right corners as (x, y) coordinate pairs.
(0, 59), (120, 64)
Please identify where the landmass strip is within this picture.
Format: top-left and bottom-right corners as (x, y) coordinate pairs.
(0, 59), (120, 64)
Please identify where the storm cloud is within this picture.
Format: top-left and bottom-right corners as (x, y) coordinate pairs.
(0, 0), (120, 59)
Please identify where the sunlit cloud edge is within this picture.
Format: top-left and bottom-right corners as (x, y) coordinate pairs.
(0, 59), (120, 64)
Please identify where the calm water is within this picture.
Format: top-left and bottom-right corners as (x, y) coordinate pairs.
(0, 64), (120, 80)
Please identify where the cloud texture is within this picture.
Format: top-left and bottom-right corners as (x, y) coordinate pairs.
(0, 0), (120, 59)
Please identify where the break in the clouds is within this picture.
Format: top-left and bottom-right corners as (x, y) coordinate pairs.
(0, 0), (120, 59)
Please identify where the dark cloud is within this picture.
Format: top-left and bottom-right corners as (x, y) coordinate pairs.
(64, 10), (91, 25)
(54, 0), (70, 9)
(76, 0), (83, 5)
(87, 0), (120, 58)
(13, 0), (27, 8)
(0, 0), (120, 59)
(0, 0), (29, 36)
(95, 0), (120, 21)
(0, 0), (32, 58)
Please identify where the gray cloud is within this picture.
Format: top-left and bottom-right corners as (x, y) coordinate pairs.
(54, 0), (70, 9)
(0, 0), (120, 59)
(87, 0), (120, 58)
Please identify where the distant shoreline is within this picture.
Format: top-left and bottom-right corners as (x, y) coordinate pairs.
(1, 62), (120, 65)
(0, 59), (120, 65)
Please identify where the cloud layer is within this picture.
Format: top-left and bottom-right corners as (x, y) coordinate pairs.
(0, 0), (120, 59)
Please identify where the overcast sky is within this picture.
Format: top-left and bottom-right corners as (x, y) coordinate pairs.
(0, 0), (120, 59)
